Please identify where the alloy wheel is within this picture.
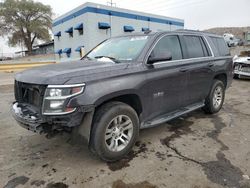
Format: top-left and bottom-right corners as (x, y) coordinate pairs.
(105, 115), (133, 152)
(213, 86), (223, 109)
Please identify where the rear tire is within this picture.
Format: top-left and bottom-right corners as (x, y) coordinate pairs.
(203, 80), (225, 114)
(90, 101), (139, 162)
(233, 74), (239, 79)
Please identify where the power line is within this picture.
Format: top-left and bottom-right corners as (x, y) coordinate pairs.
(147, 0), (207, 12)
(119, 0), (172, 8)
(117, 0), (199, 10)
(141, 0), (206, 12)
(107, 0), (116, 7)
(115, 0), (207, 15)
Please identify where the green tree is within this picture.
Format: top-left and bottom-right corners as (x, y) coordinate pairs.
(0, 0), (52, 54)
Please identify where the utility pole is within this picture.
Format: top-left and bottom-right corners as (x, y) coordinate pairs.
(107, 0), (116, 7)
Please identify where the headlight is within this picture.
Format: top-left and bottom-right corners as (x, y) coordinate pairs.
(42, 83), (85, 115)
(49, 89), (62, 97)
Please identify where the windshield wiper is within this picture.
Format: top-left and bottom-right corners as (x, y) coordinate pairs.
(94, 56), (121, 63)
(81, 56), (92, 60)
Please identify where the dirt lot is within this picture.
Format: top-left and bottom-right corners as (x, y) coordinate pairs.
(0, 78), (250, 188)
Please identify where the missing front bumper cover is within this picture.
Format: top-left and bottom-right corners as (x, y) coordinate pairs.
(12, 102), (44, 133)
(12, 102), (88, 135)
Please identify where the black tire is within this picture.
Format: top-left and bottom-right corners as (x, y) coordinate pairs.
(90, 101), (139, 162)
(203, 79), (225, 114)
(233, 74), (239, 79)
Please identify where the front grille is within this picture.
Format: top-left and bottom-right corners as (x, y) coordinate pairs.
(241, 66), (250, 73)
(15, 81), (46, 108)
(235, 63), (250, 73)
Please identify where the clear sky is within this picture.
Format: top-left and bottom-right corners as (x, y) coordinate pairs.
(1, 0), (250, 54)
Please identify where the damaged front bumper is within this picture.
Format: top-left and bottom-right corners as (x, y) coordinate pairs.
(234, 59), (250, 78)
(234, 69), (250, 77)
(12, 102), (45, 133)
(12, 102), (86, 134)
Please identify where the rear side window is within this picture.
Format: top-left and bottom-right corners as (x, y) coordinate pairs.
(152, 35), (183, 60)
(210, 37), (230, 56)
(183, 35), (209, 58)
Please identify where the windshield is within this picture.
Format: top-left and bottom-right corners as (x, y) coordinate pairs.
(85, 36), (149, 62)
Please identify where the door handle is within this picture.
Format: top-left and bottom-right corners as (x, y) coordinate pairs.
(179, 68), (189, 72)
(208, 63), (214, 67)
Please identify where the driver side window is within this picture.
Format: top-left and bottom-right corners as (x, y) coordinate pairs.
(152, 35), (183, 61)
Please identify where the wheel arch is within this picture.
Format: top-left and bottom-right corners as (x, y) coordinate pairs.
(94, 92), (143, 117)
(214, 73), (227, 88)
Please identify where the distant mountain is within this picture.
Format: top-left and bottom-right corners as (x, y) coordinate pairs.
(203, 27), (250, 39)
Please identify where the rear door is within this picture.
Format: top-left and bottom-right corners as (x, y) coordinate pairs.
(181, 35), (214, 105)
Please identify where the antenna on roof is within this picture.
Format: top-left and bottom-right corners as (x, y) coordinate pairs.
(107, 0), (116, 7)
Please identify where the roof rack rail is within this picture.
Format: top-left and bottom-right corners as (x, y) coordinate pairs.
(176, 29), (201, 32)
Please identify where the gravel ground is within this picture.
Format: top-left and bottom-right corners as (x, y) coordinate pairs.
(0, 79), (250, 188)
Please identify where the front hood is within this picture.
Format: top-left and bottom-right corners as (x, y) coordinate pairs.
(234, 57), (250, 64)
(15, 60), (129, 85)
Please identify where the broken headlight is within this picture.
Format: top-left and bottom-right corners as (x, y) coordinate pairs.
(42, 83), (85, 115)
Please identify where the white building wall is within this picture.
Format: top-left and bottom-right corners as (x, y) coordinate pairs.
(53, 2), (184, 62)
(53, 14), (90, 62)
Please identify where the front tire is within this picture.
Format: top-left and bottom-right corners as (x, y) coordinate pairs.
(203, 80), (225, 114)
(91, 102), (139, 162)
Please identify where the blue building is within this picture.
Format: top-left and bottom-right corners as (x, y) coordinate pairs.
(53, 2), (184, 62)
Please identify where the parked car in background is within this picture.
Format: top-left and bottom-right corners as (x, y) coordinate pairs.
(223, 33), (238, 47)
(236, 38), (244, 46)
(0, 56), (12, 61)
(233, 50), (250, 79)
(12, 30), (233, 161)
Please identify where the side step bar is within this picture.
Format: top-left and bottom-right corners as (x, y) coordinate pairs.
(141, 102), (205, 129)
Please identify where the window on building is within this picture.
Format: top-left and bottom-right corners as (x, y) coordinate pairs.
(74, 23), (84, 35)
(151, 35), (183, 61)
(65, 27), (73, 38)
(63, 48), (71, 58)
(124, 25), (134, 32)
(142, 27), (149, 32)
(54, 31), (61, 40)
(55, 49), (62, 58)
(75, 46), (85, 57)
(98, 22), (111, 30)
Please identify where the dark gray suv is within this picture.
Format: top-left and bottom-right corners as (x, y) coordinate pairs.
(12, 30), (233, 161)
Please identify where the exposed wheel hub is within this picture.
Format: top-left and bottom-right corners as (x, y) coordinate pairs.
(112, 127), (122, 138)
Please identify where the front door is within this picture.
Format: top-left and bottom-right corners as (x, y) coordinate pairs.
(142, 35), (189, 122)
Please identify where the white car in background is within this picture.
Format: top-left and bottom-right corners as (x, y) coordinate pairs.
(224, 33), (238, 47)
(233, 52), (250, 79)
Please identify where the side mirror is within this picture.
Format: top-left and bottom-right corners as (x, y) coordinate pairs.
(148, 51), (172, 64)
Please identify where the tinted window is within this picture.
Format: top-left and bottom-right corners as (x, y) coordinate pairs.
(183, 36), (206, 58)
(210, 37), (230, 56)
(152, 35), (182, 60)
(200, 37), (210, 56)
